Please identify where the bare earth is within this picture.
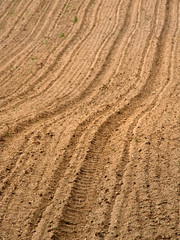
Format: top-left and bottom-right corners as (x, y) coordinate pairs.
(0, 0), (180, 239)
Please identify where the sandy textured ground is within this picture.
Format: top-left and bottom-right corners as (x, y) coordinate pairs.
(0, 0), (180, 239)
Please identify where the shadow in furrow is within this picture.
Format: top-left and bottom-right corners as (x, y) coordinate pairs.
(52, 0), (176, 238)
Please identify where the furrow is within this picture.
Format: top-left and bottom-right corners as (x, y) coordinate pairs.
(0, 0), (22, 20)
(0, 0), (52, 56)
(51, 0), (135, 104)
(0, 0), (76, 73)
(0, 0), (34, 43)
(52, 0), (179, 238)
(105, 0), (180, 238)
(0, 0), (134, 137)
(0, 0), (95, 105)
(1, 0), (180, 239)
(0, 0), (70, 57)
(24, 107), (110, 237)
(0, 0), (64, 74)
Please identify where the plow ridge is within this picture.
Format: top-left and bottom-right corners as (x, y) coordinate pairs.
(0, 0), (180, 239)
(0, 0), (100, 109)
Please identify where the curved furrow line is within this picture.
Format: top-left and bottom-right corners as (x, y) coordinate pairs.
(0, 0), (157, 145)
(51, 108), (142, 238)
(135, 3), (180, 233)
(39, 0), (157, 120)
(0, 0), (124, 121)
(0, 0), (52, 56)
(41, 0), (137, 100)
(0, 46), (172, 237)
(114, 0), (159, 78)
(17, 0), (115, 96)
(101, 111), (153, 238)
(116, 81), (179, 239)
(0, 0), (22, 20)
(0, 1), (116, 115)
(104, 110), (163, 239)
(0, 0), (90, 78)
(0, 120), (66, 232)
(0, 106), (109, 239)
(51, 99), (154, 238)
(12, 16), (165, 227)
(51, 0), (178, 237)
(0, 0), (75, 68)
(101, 109), (163, 238)
(56, 0), (158, 108)
(0, 0), (134, 133)
(83, 0), (160, 118)
(53, 0), (156, 104)
(1, 0), (179, 239)
(0, 0), (114, 130)
(0, 0), (35, 43)
(0, 108), (79, 198)
(0, 0), (97, 104)
(25, 106), (112, 237)
(0, 0), (66, 72)
(0, 0), (70, 56)
(105, 1), (180, 237)
(28, 0), (126, 106)
(50, 0), (157, 114)
(46, 0), (140, 106)
(0, 0), (113, 114)
(72, 0), (160, 118)
(0, 0), (14, 19)
(0, 101), (104, 201)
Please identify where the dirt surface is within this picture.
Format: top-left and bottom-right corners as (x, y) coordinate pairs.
(0, 0), (180, 239)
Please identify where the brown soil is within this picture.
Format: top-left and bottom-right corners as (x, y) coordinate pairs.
(0, 0), (180, 239)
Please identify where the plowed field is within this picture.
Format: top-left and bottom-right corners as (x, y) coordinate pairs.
(0, 0), (180, 239)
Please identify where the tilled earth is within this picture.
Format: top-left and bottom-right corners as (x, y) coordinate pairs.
(0, 0), (180, 239)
